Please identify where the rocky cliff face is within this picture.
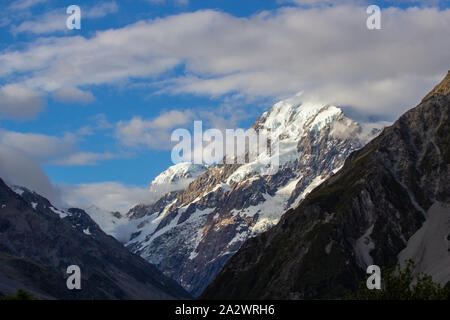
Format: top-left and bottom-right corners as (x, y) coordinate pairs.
(0, 181), (191, 299)
(123, 94), (384, 296)
(202, 72), (450, 299)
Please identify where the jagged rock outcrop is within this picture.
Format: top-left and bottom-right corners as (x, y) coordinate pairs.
(202, 72), (450, 299)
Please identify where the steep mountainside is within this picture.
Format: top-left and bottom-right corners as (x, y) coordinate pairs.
(202, 72), (450, 299)
(123, 94), (384, 296)
(0, 180), (191, 299)
(150, 163), (208, 190)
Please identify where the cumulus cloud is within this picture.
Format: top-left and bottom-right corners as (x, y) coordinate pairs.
(1, 5), (449, 119)
(52, 152), (115, 166)
(59, 182), (153, 213)
(0, 145), (62, 206)
(76, 113), (113, 137)
(52, 87), (96, 104)
(115, 106), (247, 151)
(1, 1), (448, 222)
(86, 2), (119, 18)
(0, 84), (45, 120)
(0, 130), (74, 162)
(0, 140), (141, 212)
(93, 113), (114, 130)
(0, 128), (115, 166)
(11, 10), (67, 35)
(0, 144), (143, 212)
(116, 110), (194, 149)
(0, 127), (119, 208)
(0, 127), (118, 207)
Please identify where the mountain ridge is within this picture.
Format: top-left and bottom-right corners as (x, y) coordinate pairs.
(0, 178), (191, 299)
(201, 72), (450, 299)
(121, 95), (385, 296)
(423, 70), (450, 102)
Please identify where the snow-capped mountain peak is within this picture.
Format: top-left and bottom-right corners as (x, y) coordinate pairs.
(150, 163), (208, 191)
(257, 92), (339, 134)
(109, 92), (389, 296)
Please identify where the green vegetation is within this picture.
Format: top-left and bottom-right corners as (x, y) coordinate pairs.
(3, 289), (38, 300)
(349, 260), (449, 300)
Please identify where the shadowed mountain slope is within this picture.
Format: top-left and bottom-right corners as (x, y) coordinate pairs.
(0, 180), (191, 299)
(202, 71), (450, 299)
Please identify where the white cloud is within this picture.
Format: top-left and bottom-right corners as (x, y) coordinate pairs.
(0, 127), (117, 207)
(0, 140), (137, 212)
(52, 152), (115, 166)
(114, 107), (245, 151)
(0, 126), (155, 213)
(0, 128), (115, 166)
(59, 182), (153, 213)
(1, 5), (449, 119)
(8, 0), (46, 11)
(75, 114), (113, 136)
(76, 126), (94, 136)
(116, 110), (194, 149)
(92, 113), (113, 130)
(0, 84), (45, 120)
(0, 145), (62, 206)
(86, 2), (119, 18)
(11, 10), (67, 35)
(0, 144), (139, 212)
(0, 142), (160, 214)
(52, 87), (96, 104)
(0, 130), (74, 162)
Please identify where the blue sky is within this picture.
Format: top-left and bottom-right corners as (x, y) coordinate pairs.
(0, 0), (283, 186)
(0, 0), (449, 210)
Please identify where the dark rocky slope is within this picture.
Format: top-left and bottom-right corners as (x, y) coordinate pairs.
(202, 71), (450, 299)
(0, 180), (191, 299)
(124, 97), (382, 297)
